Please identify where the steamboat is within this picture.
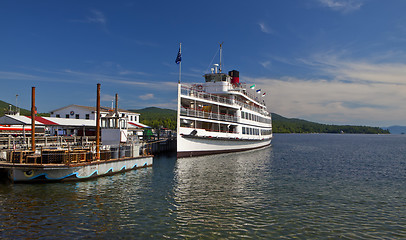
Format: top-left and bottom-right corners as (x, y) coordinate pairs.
(0, 84), (153, 183)
(176, 45), (272, 158)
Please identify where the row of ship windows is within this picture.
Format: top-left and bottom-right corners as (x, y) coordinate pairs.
(241, 111), (271, 123)
(242, 127), (272, 136)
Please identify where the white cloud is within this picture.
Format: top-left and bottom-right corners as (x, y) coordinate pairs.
(147, 99), (178, 110)
(86, 10), (106, 24)
(139, 93), (154, 100)
(258, 22), (274, 34)
(118, 70), (149, 76)
(101, 93), (115, 102)
(308, 54), (406, 85)
(0, 68), (180, 93)
(71, 9), (106, 25)
(260, 61), (271, 69)
(318, 0), (363, 13)
(70, 9), (108, 32)
(247, 57), (406, 126)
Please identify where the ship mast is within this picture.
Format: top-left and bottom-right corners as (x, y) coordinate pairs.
(219, 42), (223, 73)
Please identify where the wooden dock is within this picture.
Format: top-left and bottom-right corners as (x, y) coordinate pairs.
(146, 137), (176, 155)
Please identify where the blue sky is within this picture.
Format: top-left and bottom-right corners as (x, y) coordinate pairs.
(1, 0), (406, 127)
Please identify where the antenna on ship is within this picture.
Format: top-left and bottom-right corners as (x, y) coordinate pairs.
(219, 42), (224, 73)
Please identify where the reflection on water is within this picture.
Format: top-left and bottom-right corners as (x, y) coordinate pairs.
(0, 169), (155, 239)
(1, 134), (406, 239)
(173, 148), (274, 238)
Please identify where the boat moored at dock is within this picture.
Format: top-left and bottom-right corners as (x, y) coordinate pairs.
(0, 145), (152, 182)
(0, 84), (153, 183)
(176, 45), (272, 158)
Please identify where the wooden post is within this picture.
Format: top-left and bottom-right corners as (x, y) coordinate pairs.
(96, 83), (101, 160)
(31, 87), (36, 152)
(115, 93), (119, 129)
(68, 142), (70, 164)
(40, 146), (42, 164)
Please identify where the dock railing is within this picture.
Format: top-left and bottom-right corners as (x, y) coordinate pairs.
(4, 141), (152, 165)
(0, 135), (96, 151)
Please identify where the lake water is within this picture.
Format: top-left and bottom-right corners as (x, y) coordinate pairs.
(1, 134), (405, 239)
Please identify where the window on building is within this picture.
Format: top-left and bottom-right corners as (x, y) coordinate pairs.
(86, 114), (90, 119)
(56, 114), (60, 118)
(75, 114), (79, 119)
(66, 114), (69, 118)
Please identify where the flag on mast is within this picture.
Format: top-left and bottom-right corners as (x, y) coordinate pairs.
(262, 92), (266, 97)
(250, 84), (255, 89)
(256, 89), (261, 94)
(176, 45), (182, 64)
(176, 43), (182, 83)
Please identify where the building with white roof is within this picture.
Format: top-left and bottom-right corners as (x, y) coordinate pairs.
(49, 104), (140, 122)
(0, 104), (150, 137)
(49, 104), (149, 131)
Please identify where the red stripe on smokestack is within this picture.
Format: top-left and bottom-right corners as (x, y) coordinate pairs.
(229, 70), (240, 84)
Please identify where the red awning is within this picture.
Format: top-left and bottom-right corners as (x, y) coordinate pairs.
(129, 122), (148, 128)
(27, 116), (58, 125)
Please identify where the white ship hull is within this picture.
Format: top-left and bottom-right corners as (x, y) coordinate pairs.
(177, 130), (271, 157)
(1, 156), (153, 183)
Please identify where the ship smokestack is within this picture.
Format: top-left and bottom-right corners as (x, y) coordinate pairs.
(229, 70), (240, 84)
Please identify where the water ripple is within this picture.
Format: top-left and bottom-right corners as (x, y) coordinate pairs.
(1, 135), (406, 239)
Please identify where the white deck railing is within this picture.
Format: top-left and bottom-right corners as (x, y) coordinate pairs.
(180, 85), (270, 116)
(180, 108), (238, 122)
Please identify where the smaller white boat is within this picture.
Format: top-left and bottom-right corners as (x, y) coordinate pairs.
(0, 84), (153, 183)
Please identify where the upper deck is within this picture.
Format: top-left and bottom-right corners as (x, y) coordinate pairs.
(180, 82), (270, 117)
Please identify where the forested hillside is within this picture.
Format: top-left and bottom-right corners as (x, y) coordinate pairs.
(130, 107), (177, 130)
(0, 100), (49, 117)
(1, 100), (390, 134)
(272, 113), (389, 134)
(131, 107), (389, 134)
(0, 100), (31, 116)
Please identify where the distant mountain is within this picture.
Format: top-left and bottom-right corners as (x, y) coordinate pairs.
(385, 126), (406, 134)
(0, 100), (49, 117)
(129, 107), (177, 130)
(0, 100), (31, 116)
(271, 113), (389, 134)
(1, 100), (391, 134)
